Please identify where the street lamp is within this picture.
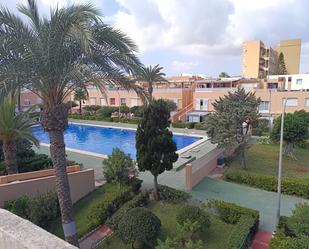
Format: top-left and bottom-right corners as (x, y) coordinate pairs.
(276, 97), (287, 227)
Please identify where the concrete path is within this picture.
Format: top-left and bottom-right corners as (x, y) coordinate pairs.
(191, 177), (307, 231)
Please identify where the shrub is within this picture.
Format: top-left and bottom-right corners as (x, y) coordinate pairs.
(97, 106), (118, 118)
(228, 215), (258, 249)
(87, 186), (134, 229)
(176, 205), (210, 232)
(18, 154), (52, 173)
(193, 123), (207, 130)
(224, 171), (309, 199)
(287, 203), (309, 237)
(106, 191), (149, 230)
(252, 118), (270, 136)
(3, 195), (31, 219)
(130, 106), (144, 117)
(28, 192), (60, 228)
(256, 136), (271, 144)
(118, 207), (161, 248)
(129, 177), (143, 193)
(206, 200), (259, 225)
(83, 105), (101, 114)
(120, 105), (130, 114)
(4, 192), (60, 228)
(171, 122), (186, 129)
(103, 148), (137, 186)
(270, 229), (309, 249)
(157, 185), (191, 202)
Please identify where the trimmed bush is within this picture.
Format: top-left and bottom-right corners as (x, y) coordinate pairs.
(224, 171), (309, 199)
(176, 205), (210, 232)
(106, 191), (149, 230)
(228, 215), (258, 249)
(207, 200), (259, 249)
(157, 185), (191, 203)
(97, 106), (118, 118)
(87, 186), (134, 229)
(270, 229), (309, 249)
(18, 154), (52, 173)
(3, 195), (31, 219)
(118, 207), (161, 248)
(286, 203), (309, 237)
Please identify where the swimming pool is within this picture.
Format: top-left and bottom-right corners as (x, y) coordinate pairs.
(32, 123), (202, 159)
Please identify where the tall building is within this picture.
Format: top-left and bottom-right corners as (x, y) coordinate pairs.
(242, 39), (301, 78)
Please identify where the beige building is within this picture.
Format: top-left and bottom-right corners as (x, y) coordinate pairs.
(242, 39), (301, 78)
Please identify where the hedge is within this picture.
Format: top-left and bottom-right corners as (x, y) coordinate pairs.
(157, 185), (191, 203)
(68, 114), (141, 124)
(224, 171), (309, 199)
(207, 200), (259, 249)
(106, 191), (149, 230)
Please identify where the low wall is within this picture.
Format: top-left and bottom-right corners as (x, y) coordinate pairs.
(0, 208), (77, 249)
(185, 147), (224, 190)
(0, 168), (95, 207)
(0, 165), (81, 184)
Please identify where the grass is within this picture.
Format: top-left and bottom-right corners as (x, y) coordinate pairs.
(99, 201), (235, 249)
(226, 143), (309, 178)
(47, 183), (122, 239)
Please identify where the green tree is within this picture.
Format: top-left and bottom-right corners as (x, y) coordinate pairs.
(164, 99), (178, 112)
(118, 207), (161, 249)
(219, 72), (230, 78)
(0, 0), (146, 245)
(205, 88), (260, 168)
(74, 88), (88, 114)
(0, 96), (39, 174)
(136, 100), (178, 200)
(277, 52), (288, 75)
(102, 148), (136, 187)
(271, 111), (309, 158)
(138, 64), (167, 101)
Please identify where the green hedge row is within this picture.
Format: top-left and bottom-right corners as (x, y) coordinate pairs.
(171, 122), (207, 130)
(106, 192), (149, 230)
(269, 215), (309, 249)
(4, 192), (60, 229)
(68, 114), (141, 124)
(157, 185), (191, 203)
(87, 180), (142, 231)
(224, 171), (309, 199)
(207, 200), (259, 249)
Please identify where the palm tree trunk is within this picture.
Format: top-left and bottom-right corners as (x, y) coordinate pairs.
(3, 139), (18, 175)
(79, 100), (82, 114)
(49, 129), (79, 247)
(41, 104), (79, 247)
(153, 174), (159, 200)
(148, 84), (153, 101)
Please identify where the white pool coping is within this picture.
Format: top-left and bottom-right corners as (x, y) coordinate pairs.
(37, 122), (208, 159)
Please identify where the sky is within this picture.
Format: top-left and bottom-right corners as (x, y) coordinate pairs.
(1, 0), (309, 77)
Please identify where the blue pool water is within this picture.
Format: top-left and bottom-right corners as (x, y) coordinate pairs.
(32, 123), (201, 159)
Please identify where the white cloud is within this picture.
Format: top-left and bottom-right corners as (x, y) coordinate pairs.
(172, 60), (199, 72)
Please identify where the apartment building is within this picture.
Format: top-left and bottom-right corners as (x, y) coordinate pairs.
(242, 39), (301, 78)
(189, 75), (309, 123)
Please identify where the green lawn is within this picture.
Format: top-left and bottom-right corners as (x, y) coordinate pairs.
(227, 143), (309, 178)
(47, 183), (121, 238)
(99, 202), (235, 249)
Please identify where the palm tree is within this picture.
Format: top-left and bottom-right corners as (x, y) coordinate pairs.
(0, 0), (146, 246)
(138, 64), (167, 101)
(0, 96), (39, 174)
(74, 88), (88, 114)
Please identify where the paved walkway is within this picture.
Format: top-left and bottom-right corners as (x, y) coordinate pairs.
(79, 225), (112, 249)
(191, 177), (307, 231)
(251, 231), (272, 249)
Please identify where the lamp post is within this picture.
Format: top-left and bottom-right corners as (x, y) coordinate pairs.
(276, 97), (287, 227)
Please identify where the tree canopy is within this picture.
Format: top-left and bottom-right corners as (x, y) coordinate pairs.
(136, 99), (178, 199)
(277, 52), (288, 75)
(271, 110), (309, 158)
(205, 88), (260, 168)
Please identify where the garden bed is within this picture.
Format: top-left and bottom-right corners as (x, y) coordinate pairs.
(99, 201), (236, 249)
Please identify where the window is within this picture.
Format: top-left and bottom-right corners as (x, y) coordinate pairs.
(89, 98), (96, 105)
(284, 98), (298, 107)
(110, 98), (116, 105)
(120, 98), (126, 106)
(259, 101), (270, 112)
(23, 99), (30, 106)
(296, 79), (303, 85)
(100, 98), (106, 106)
(305, 98), (309, 106)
